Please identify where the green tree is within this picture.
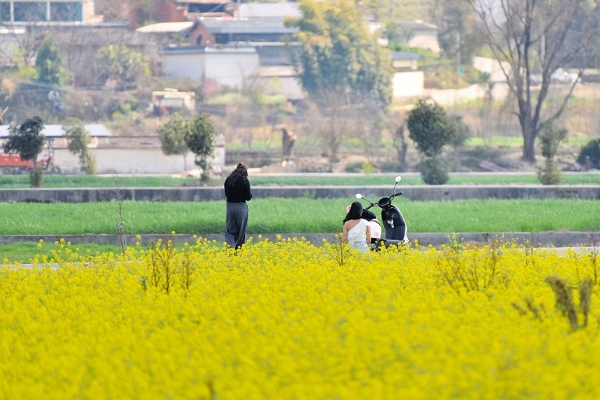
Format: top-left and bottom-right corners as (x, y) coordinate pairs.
(286, 0), (392, 108)
(185, 113), (216, 184)
(407, 100), (458, 185)
(285, 0), (393, 159)
(158, 113), (190, 172)
(433, 0), (481, 65)
(407, 100), (458, 157)
(35, 36), (63, 85)
(95, 45), (150, 85)
(64, 119), (96, 175)
(2, 116), (46, 187)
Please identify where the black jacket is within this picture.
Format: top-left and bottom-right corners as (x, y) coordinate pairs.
(224, 176), (253, 203)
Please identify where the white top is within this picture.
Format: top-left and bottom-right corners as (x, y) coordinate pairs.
(347, 219), (368, 243)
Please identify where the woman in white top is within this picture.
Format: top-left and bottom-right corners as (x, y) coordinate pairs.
(342, 202), (371, 252)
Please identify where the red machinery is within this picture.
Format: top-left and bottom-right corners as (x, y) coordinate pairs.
(1, 142), (61, 174)
(0, 154), (34, 174)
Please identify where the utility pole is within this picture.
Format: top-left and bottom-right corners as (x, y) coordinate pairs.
(456, 31), (461, 89)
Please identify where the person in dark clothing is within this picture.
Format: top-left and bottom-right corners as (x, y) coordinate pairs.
(224, 162), (253, 248)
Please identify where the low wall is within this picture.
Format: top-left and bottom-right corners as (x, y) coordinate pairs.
(1, 185), (599, 203)
(1, 232), (598, 248)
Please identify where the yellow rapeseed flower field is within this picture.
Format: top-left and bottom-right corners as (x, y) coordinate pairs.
(1, 236), (600, 399)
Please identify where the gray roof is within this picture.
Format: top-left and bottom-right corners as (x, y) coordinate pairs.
(397, 20), (438, 31)
(390, 52), (421, 60)
(197, 17), (298, 34)
(0, 124), (112, 138)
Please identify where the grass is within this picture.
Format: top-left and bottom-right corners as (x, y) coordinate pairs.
(0, 198), (598, 236)
(0, 242), (123, 264)
(0, 172), (598, 188)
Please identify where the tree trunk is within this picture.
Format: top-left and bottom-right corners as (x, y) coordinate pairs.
(522, 130), (537, 163)
(181, 152), (188, 172)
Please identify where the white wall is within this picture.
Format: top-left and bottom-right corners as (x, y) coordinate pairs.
(203, 51), (260, 89)
(53, 147), (226, 175)
(393, 70), (424, 98)
(423, 83), (509, 105)
(409, 33), (440, 53)
(161, 49), (260, 89)
(258, 76), (304, 100)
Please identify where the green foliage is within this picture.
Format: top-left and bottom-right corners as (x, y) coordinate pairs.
(539, 123), (568, 160)
(2, 116), (46, 163)
(419, 156), (450, 185)
(383, 22), (413, 47)
(158, 113), (190, 171)
(537, 123), (567, 185)
(407, 100), (458, 157)
(185, 113), (216, 183)
(537, 160), (563, 185)
(64, 119), (96, 175)
(434, 0), (480, 64)
(35, 36), (64, 85)
(285, 0), (393, 108)
(2, 116), (47, 188)
(95, 45), (150, 84)
(577, 139), (600, 169)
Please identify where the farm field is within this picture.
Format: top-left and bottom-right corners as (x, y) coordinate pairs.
(0, 172), (599, 188)
(0, 198), (598, 236)
(1, 239), (600, 398)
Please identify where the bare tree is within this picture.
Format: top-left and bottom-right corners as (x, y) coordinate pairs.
(469, 0), (599, 162)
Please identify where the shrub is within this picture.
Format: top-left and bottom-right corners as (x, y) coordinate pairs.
(537, 122), (567, 185)
(577, 139), (600, 169)
(419, 156), (449, 185)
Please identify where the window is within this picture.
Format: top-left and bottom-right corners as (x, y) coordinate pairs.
(0, 2), (10, 22)
(50, 2), (82, 21)
(14, 2), (47, 22)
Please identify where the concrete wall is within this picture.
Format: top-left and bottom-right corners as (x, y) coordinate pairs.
(161, 48), (260, 88)
(52, 147), (226, 175)
(1, 185), (599, 203)
(393, 70), (424, 98)
(1, 232), (598, 248)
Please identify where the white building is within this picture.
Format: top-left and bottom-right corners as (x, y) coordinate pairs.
(160, 46), (260, 89)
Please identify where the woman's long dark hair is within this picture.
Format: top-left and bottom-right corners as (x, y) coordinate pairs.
(343, 201), (363, 223)
(227, 163), (248, 188)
